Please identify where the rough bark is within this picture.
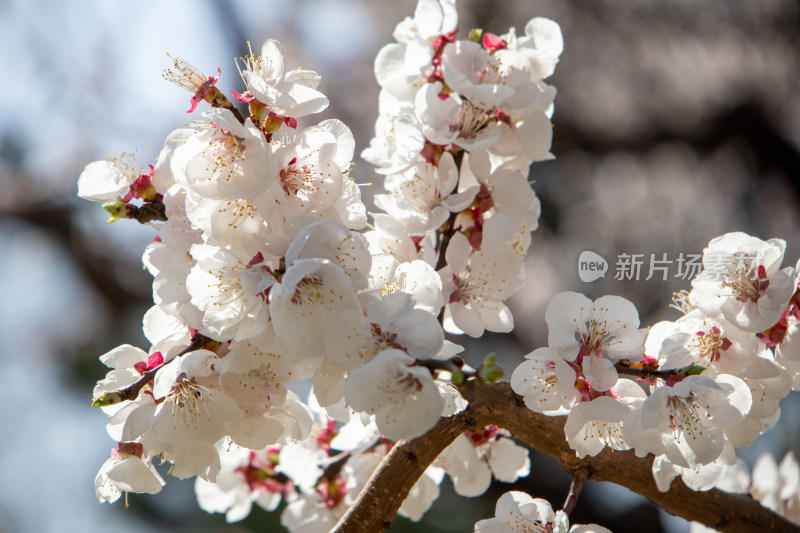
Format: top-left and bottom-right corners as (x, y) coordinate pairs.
(333, 381), (800, 533)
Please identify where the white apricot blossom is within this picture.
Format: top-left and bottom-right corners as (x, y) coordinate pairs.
(171, 108), (275, 200)
(510, 347), (579, 414)
(324, 292), (444, 369)
(399, 466), (446, 521)
(344, 349), (444, 440)
(285, 220), (372, 291)
(368, 254), (443, 314)
(374, 152), (477, 234)
(238, 39), (329, 118)
(194, 444), (287, 523)
(645, 311), (759, 373)
(268, 120), (362, 226)
(364, 213), (436, 264)
(95, 443), (165, 503)
(415, 82), (504, 151)
(689, 232), (797, 333)
(624, 374), (751, 468)
(437, 426), (530, 497)
(78, 153), (147, 202)
(502, 17), (564, 81)
(361, 109), (426, 175)
(458, 150), (541, 217)
(269, 258), (362, 359)
(150, 350), (243, 480)
(185, 243), (277, 341)
(474, 491), (611, 533)
(563, 380), (645, 458)
(546, 292), (647, 391)
(441, 232), (525, 337)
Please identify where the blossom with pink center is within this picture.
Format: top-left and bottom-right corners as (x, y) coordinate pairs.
(415, 82), (504, 151)
(268, 120), (361, 227)
(171, 108), (275, 200)
(510, 347), (579, 414)
(78, 152), (150, 203)
(437, 425), (530, 497)
(546, 292), (647, 391)
(645, 310), (759, 373)
(185, 244), (277, 341)
(269, 258), (362, 359)
(149, 350), (244, 479)
(344, 349), (444, 440)
(474, 491), (611, 533)
(195, 444), (287, 522)
(689, 232), (798, 333)
(95, 442), (165, 503)
(440, 232), (526, 337)
(162, 54), (221, 113)
(441, 40), (540, 116)
(563, 379), (645, 458)
(375, 152), (478, 234)
(280, 450), (381, 533)
(623, 374), (751, 468)
(237, 40), (329, 118)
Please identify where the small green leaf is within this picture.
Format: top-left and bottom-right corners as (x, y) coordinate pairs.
(450, 367), (465, 386)
(468, 28), (483, 43)
(478, 353), (504, 383)
(683, 363), (707, 376)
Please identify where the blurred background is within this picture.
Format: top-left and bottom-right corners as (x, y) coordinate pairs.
(1, 0), (799, 531)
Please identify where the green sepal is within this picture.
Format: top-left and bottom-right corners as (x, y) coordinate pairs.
(102, 199), (128, 223)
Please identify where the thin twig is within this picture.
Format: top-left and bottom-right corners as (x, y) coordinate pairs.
(434, 211), (460, 273)
(613, 361), (706, 383)
(91, 333), (214, 407)
(562, 468), (589, 516)
(613, 363), (676, 381)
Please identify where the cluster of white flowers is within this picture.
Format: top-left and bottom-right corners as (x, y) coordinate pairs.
(512, 231), (800, 494)
(81, 0), (800, 530)
(82, 0), (559, 529)
(690, 451), (800, 531)
(474, 491), (611, 533)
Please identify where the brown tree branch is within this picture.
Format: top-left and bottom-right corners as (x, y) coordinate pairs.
(333, 381), (800, 533)
(332, 409), (474, 532)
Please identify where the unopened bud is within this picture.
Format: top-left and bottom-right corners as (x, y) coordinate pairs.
(263, 112), (285, 135)
(92, 391), (124, 407)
